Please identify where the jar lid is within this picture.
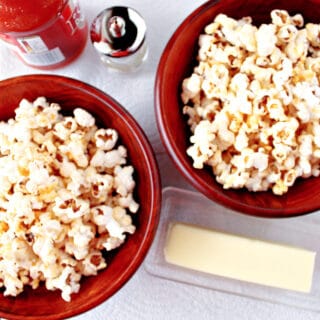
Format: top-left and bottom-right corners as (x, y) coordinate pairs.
(90, 6), (146, 58)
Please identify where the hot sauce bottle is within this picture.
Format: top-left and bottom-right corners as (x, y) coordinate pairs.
(0, 0), (88, 69)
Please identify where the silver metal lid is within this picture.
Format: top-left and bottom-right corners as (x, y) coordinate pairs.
(90, 6), (147, 58)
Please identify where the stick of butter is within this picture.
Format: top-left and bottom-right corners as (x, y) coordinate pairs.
(164, 222), (316, 293)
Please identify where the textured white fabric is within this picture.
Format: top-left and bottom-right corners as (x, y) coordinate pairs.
(0, 1), (318, 319)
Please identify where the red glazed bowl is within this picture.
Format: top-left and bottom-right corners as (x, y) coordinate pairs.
(0, 74), (161, 319)
(155, 0), (320, 218)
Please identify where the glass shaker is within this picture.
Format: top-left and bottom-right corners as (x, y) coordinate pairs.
(90, 6), (148, 72)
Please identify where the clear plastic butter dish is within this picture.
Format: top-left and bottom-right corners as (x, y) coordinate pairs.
(144, 187), (320, 312)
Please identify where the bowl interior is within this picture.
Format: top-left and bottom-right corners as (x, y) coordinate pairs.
(155, 0), (320, 217)
(0, 75), (161, 320)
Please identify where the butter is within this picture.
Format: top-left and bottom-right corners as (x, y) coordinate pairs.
(164, 223), (316, 293)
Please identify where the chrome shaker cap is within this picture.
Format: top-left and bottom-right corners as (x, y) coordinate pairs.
(90, 6), (147, 58)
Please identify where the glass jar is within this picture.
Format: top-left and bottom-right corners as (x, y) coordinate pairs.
(0, 0), (88, 69)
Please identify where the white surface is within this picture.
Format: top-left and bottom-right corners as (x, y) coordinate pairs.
(0, 1), (319, 319)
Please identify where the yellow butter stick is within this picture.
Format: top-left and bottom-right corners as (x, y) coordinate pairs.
(164, 222), (316, 293)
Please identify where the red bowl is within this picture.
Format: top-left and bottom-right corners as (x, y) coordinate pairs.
(0, 74), (161, 319)
(155, 0), (320, 218)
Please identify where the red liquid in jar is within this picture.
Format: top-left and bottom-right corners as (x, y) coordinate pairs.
(0, 0), (88, 69)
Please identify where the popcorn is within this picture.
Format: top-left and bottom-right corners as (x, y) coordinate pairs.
(202, 64), (229, 99)
(181, 10), (320, 195)
(256, 24), (277, 56)
(87, 172), (113, 200)
(53, 194), (90, 223)
(66, 220), (95, 260)
(234, 126), (249, 152)
(59, 132), (89, 168)
(187, 120), (216, 169)
(266, 98), (287, 120)
(306, 23), (320, 47)
(0, 97), (139, 301)
(53, 117), (78, 141)
(79, 251), (106, 276)
(117, 193), (140, 213)
(73, 108), (95, 127)
(285, 29), (309, 63)
(277, 24), (298, 44)
(46, 266), (81, 302)
(272, 58), (293, 89)
(90, 146), (127, 168)
(181, 74), (202, 104)
(94, 128), (118, 151)
(114, 165), (136, 197)
(271, 143), (292, 164)
(271, 9), (291, 26)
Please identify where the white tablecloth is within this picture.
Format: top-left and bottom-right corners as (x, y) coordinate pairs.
(0, 1), (319, 319)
